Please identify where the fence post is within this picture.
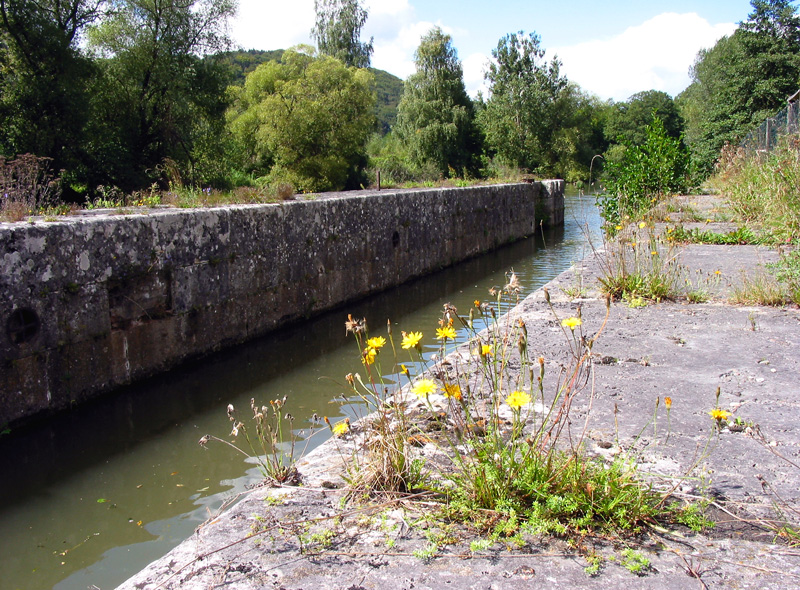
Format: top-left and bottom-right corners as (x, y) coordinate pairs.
(765, 118), (771, 151)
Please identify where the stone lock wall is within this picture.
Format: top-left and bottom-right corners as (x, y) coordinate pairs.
(0, 181), (564, 427)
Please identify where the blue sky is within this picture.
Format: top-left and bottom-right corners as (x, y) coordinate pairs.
(231, 1), (763, 102)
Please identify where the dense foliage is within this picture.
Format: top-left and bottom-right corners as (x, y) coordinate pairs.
(0, 0), (101, 191)
(0, 0), (795, 206)
(678, 0), (800, 176)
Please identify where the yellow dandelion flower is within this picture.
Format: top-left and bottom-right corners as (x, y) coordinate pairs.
(481, 344), (493, 356)
(411, 378), (437, 399)
(442, 383), (462, 400)
(506, 390), (532, 409)
(615, 225), (623, 231)
(714, 270), (721, 275)
(561, 316), (582, 330)
(332, 420), (350, 437)
(709, 408), (730, 421)
(362, 347), (377, 365)
(630, 241), (637, 248)
(639, 221), (647, 229)
(401, 331), (423, 349)
(400, 364), (409, 376)
(664, 396), (672, 410)
(366, 336), (386, 349)
(474, 299), (481, 307)
(436, 325), (457, 341)
(651, 250), (658, 256)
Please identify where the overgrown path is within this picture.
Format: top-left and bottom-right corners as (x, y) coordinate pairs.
(118, 195), (800, 590)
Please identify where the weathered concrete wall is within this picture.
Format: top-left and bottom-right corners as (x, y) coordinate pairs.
(0, 181), (563, 427)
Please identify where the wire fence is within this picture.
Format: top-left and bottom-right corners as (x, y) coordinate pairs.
(740, 89), (800, 153)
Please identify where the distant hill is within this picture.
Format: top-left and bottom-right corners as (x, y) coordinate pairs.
(371, 67), (403, 134)
(217, 48), (286, 83)
(214, 49), (404, 135)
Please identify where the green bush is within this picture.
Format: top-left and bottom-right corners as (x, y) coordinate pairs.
(599, 116), (689, 228)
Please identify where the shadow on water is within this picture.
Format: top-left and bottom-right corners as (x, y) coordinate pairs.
(0, 190), (601, 590)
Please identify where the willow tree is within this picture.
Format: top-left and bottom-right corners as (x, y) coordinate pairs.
(227, 48), (375, 192)
(394, 27), (481, 178)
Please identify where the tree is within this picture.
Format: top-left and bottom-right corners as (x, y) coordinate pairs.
(479, 31), (567, 175)
(227, 48), (375, 192)
(85, 0), (236, 190)
(678, 0), (800, 177)
(0, 1), (105, 184)
(604, 90), (684, 147)
(311, 0), (373, 68)
(548, 84), (608, 183)
(394, 27), (481, 177)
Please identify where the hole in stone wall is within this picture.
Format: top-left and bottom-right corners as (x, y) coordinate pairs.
(392, 231), (400, 248)
(7, 307), (40, 344)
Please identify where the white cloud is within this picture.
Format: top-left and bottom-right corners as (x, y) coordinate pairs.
(364, 0), (412, 19)
(553, 13), (736, 102)
(371, 20), (449, 78)
(230, 0), (316, 51)
(231, 0), (430, 80)
(462, 52), (490, 98)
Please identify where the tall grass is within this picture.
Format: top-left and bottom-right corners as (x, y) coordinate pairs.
(711, 139), (800, 242)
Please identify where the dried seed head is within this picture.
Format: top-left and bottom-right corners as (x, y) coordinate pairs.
(198, 435), (210, 447)
(504, 271), (520, 293)
(345, 314), (366, 335)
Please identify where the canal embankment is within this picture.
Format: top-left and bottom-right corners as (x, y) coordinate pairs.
(0, 181), (563, 429)
(118, 194), (800, 590)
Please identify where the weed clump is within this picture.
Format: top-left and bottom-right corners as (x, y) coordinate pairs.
(326, 278), (687, 541)
(199, 397), (318, 484)
(595, 222), (684, 303)
(0, 154), (61, 221)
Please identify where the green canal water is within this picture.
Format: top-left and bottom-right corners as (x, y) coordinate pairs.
(0, 191), (601, 590)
